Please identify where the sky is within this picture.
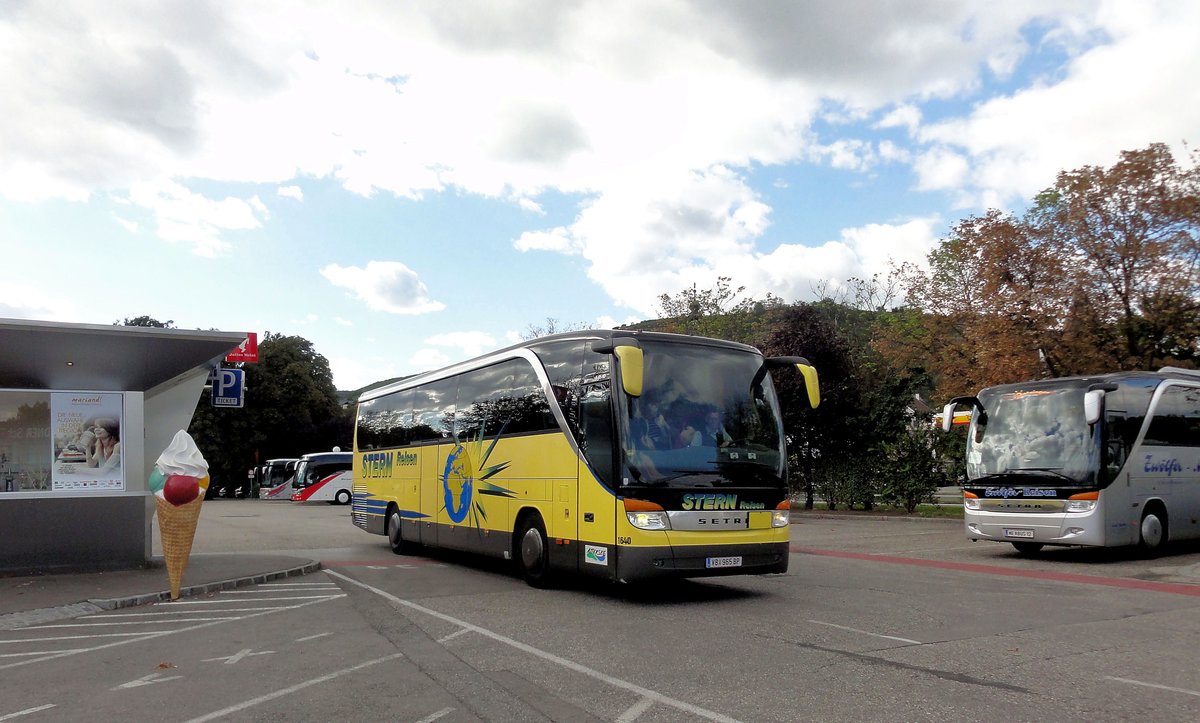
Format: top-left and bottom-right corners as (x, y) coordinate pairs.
(2, 1), (1198, 391)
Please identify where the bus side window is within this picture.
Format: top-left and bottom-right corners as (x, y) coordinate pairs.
(1143, 386), (1200, 447)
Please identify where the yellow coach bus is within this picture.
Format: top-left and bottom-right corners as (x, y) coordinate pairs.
(351, 330), (819, 586)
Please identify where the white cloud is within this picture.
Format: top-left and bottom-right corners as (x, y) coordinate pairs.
(423, 331), (497, 358)
(917, 2), (1200, 205)
(0, 284), (82, 322)
(913, 147), (970, 192)
(876, 104), (921, 133)
(126, 179), (266, 257)
(1, 1), (1193, 324)
(513, 227), (577, 253)
(320, 261), (445, 315)
(409, 347), (450, 371)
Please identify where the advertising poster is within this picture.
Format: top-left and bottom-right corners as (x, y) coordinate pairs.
(51, 392), (124, 491)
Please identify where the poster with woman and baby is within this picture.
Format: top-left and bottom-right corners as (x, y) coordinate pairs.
(51, 392), (124, 491)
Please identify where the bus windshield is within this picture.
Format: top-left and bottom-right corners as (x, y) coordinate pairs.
(967, 386), (1097, 485)
(619, 341), (786, 488)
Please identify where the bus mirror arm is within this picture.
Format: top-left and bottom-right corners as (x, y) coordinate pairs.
(765, 356), (820, 408)
(942, 396), (984, 432)
(1083, 384), (1117, 426)
(593, 339), (644, 398)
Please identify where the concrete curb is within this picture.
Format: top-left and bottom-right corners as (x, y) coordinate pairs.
(0, 560), (322, 631)
(792, 512), (962, 524)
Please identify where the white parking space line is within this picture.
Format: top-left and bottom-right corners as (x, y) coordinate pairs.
(183, 653), (405, 723)
(295, 632), (332, 642)
(617, 696), (655, 722)
(325, 570), (743, 723)
(0, 593), (342, 671)
(0, 649), (87, 658)
(218, 589), (335, 594)
(163, 595), (340, 603)
(437, 628), (470, 645)
(807, 620), (922, 646)
(1, 632), (163, 643)
(0, 704), (56, 720)
(1105, 676), (1200, 698)
(21, 618), (239, 628)
(414, 707), (454, 723)
(89, 608), (289, 617)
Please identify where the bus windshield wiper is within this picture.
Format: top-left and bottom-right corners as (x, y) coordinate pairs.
(1003, 467), (1075, 483)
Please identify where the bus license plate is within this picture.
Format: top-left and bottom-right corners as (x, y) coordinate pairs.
(706, 556), (742, 569)
(1004, 528), (1035, 539)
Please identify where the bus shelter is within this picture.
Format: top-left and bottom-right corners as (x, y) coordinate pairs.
(0, 318), (245, 573)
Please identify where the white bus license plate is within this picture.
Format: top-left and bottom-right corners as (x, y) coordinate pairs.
(706, 556), (742, 569)
(1004, 528), (1035, 539)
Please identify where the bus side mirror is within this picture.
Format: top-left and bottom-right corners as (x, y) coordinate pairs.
(797, 363), (820, 408)
(764, 356), (820, 408)
(613, 345), (643, 398)
(941, 403), (956, 432)
(1084, 389), (1104, 425)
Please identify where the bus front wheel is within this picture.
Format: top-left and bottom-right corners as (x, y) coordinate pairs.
(1138, 507), (1167, 556)
(516, 514), (554, 588)
(1011, 542), (1044, 555)
(387, 509), (413, 555)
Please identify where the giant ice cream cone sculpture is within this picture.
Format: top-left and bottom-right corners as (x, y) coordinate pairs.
(149, 431), (210, 600)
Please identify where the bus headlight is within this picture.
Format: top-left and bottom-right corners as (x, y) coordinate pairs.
(627, 511), (670, 530)
(1066, 492), (1098, 512)
(963, 491), (981, 510)
(772, 509), (790, 528)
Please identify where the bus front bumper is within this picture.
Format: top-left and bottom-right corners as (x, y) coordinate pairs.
(615, 541), (789, 583)
(964, 509), (1105, 547)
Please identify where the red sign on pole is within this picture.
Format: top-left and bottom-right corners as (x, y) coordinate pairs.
(225, 332), (259, 363)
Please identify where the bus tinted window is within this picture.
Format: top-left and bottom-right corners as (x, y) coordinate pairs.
(456, 362), (509, 440)
(356, 389), (414, 449)
(454, 359), (556, 439)
(412, 378), (457, 442)
(531, 340), (587, 442)
(1143, 385), (1200, 447)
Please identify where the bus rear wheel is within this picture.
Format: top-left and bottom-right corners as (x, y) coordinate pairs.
(1138, 507), (1167, 556)
(1011, 542), (1044, 555)
(516, 514), (554, 588)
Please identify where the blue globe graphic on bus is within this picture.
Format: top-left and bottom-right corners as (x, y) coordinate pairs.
(442, 445), (474, 524)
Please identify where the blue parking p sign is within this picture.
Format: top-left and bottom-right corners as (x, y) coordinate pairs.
(212, 368), (245, 408)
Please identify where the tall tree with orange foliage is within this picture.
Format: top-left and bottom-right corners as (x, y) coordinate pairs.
(881, 143), (1200, 401)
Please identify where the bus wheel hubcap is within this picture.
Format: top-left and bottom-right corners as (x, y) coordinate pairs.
(522, 529), (543, 569)
(1142, 515), (1162, 546)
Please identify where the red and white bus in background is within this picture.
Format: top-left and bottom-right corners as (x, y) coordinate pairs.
(259, 458), (299, 499)
(290, 452), (353, 504)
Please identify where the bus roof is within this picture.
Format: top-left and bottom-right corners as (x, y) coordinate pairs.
(298, 452), (352, 462)
(357, 328), (764, 403)
(976, 367), (1200, 396)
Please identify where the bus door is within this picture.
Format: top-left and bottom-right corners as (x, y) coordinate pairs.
(418, 444), (441, 547)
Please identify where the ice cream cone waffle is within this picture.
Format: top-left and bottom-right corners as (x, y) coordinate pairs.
(156, 494), (203, 599)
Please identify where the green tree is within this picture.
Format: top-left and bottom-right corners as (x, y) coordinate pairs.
(755, 304), (863, 509)
(116, 316), (175, 328)
(188, 333), (351, 496)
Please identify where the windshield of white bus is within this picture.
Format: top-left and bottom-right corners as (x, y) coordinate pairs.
(967, 386), (1098, 485)
(265, 463), (293, 487)
(619, 342), (786, 488)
